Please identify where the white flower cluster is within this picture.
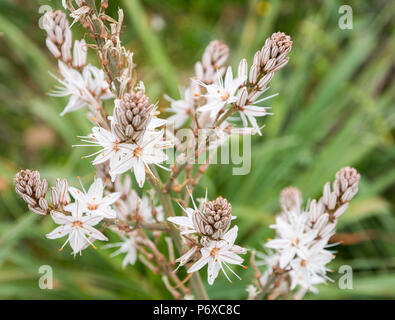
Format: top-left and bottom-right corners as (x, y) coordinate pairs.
(165, 33), (292, 145)
(43, 10), (113, 117)
(105, 188), (164, 269)
(168, 193), (247, 285)
(261, 167), (360, 293)
(46, 178), (120, 256)
(50, 61), (114, 116)
(166, 67), (271, 135)
(264, 205), (335, 293)
(77, 106), (171, 187)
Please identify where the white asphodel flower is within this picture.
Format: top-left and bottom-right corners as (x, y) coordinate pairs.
(265, 213), (317, 269)
(288, 241), (335, 293)
(109, 132), (170, 187)
(46, 201), (108, 256)
(75, 126), (130, 168)
(126, 190), (164, 222)
(164, 87), (193, 129)
(197, 66), (246, 119)
(238, 93), (277, 136)
(104, 233), (139, 269)
(187, 226), (247, 285)
(68, 177), (121, 219)
(49, 61), (113, 116)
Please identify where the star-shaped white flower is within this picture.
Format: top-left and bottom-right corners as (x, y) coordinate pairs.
(76, 126), (131, 168)
(50, 61), (113, 116)
(197, 66), (246, 119)
(46, 201), (108, 256)
(109, 132), (170, 187)
(68, 177), (121, 219)
(187, 226), (246, 285)
(288, 241), (334, 292)
(105, 233), (139, 269)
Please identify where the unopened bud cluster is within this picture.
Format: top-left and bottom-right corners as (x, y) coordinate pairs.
(14, 170), (49, 215)
(236, 32), (293, 107)
(318, 166), (360, 221)
(195, 40), (229, 85)
(50, 178), (71, 209)
(43, 10), (72, 63)
(193, 196), (232, 240)
(111, 91), (154, 144)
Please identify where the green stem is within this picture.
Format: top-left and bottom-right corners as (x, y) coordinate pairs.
(148, 166), (209, 300)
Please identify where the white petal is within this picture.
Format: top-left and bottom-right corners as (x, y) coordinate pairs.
(69, 229), (85, 255)
(80, 213), (103, 226)
(188, 255), (211, 273)
(218, 251), (244, 265)
(167, 216), (194, 228)
(46, 224), (72, 239)
(101, 192), (121, 205)
(50, 210), (74, 225)
(265, 239), (290, 249)
(81, 225), (108, 241)
(95, 205), (117, 219)
(207, 260), (221, 285)
(221, 226), (238, 246)
(279, 247), (296, 269)
(134, 159), (146, 188)
(87, 178), (104, 199)
(68, 186), (87, 203)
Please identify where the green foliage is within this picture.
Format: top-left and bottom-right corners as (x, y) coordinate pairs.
(0, 0), (393, 299)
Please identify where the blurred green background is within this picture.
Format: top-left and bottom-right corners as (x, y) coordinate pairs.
(0, 0), (394, 299)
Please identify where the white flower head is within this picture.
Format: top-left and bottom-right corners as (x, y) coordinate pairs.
(68, 177), (121, 219)
(188, 226), (246, 285)
(77, 126), (132, 167)
(109, 131), (170, 187)
(289, 242), (335, 292)
(265, 213), (317, 269)
(46, 201), (108, 256)
(50, 61), (113, 116)
(197, 66), (246, 119)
